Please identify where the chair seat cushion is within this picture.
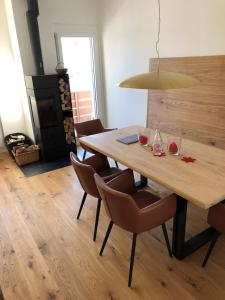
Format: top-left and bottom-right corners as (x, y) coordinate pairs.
(99, 167), (122, 182)
(132, 190), (160, 209)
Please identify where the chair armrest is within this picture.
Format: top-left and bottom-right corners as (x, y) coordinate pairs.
(107, 169), (137, 194)
(137, 194), (177, 231)
(102, 171), (122, 183)
(103, 128), (117, 132)
(83, 153), (109, 172)
(139, 194), (176, 215)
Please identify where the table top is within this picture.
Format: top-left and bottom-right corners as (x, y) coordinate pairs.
(80, 126), (225, 209)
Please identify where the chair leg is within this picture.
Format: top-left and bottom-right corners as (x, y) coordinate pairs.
(82, 150), (87, 160)
(93, 199), (101, 241)
(202, 231), (220, 267)
(128, 233), (138, 287)
(76, 192), (87, 219)
(115, 160), (119, 168)
(100, 221), (114, 256)
(162, 223), (172, 257)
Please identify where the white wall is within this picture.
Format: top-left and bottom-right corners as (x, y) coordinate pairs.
(10, 0), (103, 130)
(12, 0), (99, 74)
(99, 0), (225, 128)
(38, 0), (98, 74)
(7, 0), (34, 140)
(0, 119), (4, 151)
(10, 0), (225, 132)
(37, 0), (105, 120)
(0, 0), (27, 141)
(11, 0), (36, 75)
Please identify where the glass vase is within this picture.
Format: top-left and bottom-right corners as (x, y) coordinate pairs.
(152, 128), (164, 156)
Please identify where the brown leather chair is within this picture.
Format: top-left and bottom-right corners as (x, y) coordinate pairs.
(74, 119), (118, 167)
(70, 152), (121, 241)
(202, 202), (225, 267)
(94, 169), (177, 287)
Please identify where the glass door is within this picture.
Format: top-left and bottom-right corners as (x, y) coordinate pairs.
(60, 36), (97, 123)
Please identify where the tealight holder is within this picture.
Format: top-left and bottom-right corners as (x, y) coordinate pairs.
(138, 128), (151, 147)
(167, 135), (182, 155)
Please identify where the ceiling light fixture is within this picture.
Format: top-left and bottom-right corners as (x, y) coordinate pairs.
(118, 0), (200, 90)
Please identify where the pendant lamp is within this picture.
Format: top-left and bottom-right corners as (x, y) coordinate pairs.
(118, 0), (200, 90)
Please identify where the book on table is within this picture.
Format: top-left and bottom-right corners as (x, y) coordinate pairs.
(116, 134), (138, 145)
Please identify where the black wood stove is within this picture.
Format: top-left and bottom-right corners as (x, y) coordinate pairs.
(25, 74), (76, 161)
(25, 0), (76, 161)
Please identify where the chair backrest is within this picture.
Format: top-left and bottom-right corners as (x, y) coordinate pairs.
(94, 171), (139, 232)
(208, 203), (225, 234)
(70, 152), (99, 198)
(74, 119), (104, 138)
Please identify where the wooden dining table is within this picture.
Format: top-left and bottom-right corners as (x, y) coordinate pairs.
(79, 125), (225, 259)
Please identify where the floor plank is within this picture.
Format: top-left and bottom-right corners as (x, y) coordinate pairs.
(0, 152), (225, 299)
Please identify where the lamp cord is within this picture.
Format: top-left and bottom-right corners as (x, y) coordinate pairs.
(155, 0), (161, 73)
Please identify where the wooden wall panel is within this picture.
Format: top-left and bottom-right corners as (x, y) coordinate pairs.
(147, 55), (225, 149)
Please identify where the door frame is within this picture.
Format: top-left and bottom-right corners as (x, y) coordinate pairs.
(53, 23), (105, 122)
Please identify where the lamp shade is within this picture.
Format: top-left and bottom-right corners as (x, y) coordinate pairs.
(118, 70), (200, 89)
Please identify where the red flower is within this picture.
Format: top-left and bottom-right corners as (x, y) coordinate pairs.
(158, 152), (166, 157)
(181, 156), (196, 163)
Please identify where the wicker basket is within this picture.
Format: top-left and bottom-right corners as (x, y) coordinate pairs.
(4, 133), (33, 158)
(13, 148), (39, 166)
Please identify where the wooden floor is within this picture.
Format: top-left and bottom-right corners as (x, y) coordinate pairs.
(0, 152), (225, 300)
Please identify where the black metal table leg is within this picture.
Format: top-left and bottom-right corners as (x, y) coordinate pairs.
(136, 175), (148, 189)
(172, 195), (216, 260)
(172, 196), (188, 259)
